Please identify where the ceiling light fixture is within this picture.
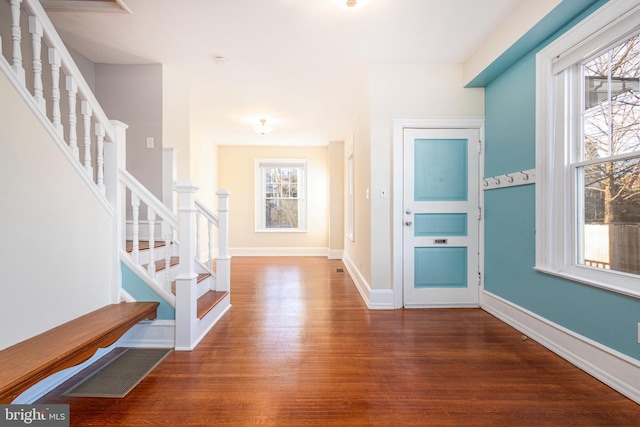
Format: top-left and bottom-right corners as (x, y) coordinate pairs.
(332, 0), (370, 10)
(255, 119), (273, 135)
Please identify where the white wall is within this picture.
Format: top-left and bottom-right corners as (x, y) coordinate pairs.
(463, 0), (562, 85)
(344, 73), (372, 285)
(163, 65), (191, 183)
(328, 140), (344, 258)
(345, 64), (484, 295)
(0, 70), (113, 350)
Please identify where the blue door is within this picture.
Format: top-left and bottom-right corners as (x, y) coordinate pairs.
(403, 128), (480, 307)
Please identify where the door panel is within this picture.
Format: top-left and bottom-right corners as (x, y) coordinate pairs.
(403, 128), (479, 307)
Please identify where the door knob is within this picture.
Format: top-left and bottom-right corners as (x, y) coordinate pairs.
(405, 221), (413, 226)
(405, 208), (412, 215)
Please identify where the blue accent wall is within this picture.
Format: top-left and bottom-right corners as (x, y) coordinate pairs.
(121, 263), (175, 320)
(483, 0), (640, 361)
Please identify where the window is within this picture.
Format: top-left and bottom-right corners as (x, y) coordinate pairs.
(255, 159), (307, 232)
(536, 0), (640, 297)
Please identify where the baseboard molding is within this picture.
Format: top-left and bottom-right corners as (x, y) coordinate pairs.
(230, 247), (328, 257)
(482, 290), (640, 405)
(117, 319), (176, 348)
(342, 254), (394, 310)
(328, 249), (344, 260)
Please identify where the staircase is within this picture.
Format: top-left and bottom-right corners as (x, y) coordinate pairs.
(0, 0), (231, 351)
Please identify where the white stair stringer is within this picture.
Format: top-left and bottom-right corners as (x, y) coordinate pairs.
(195, 258), (217, 298)
(177, 293), (231, 351)
(120, 249), (176, 308)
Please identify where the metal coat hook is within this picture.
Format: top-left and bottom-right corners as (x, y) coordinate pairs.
(493, 177), (500, 185)
(520, 171), (529, 181)
(483, 179), (489, 187)
(505, 173), (514, 183)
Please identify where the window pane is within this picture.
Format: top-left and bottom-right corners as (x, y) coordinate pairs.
(265, 199), (299, 229)
(583, 35), (640, 161)
(580, 157), (640, 274)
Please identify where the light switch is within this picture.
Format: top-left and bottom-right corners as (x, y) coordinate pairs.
(146, 137), (154, 148)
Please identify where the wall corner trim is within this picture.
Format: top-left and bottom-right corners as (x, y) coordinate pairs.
(343, 253), (394, 310)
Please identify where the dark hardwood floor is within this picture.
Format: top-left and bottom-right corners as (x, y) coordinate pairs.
(39, 257), (640, 426)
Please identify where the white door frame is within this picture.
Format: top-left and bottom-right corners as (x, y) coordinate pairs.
(392, 117), (485, 309)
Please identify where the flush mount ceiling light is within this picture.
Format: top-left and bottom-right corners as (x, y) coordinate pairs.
(332, 0), (371, 10)
(254, 119), (273, 135)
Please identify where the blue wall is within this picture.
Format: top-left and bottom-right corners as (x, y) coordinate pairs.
(121, 263), (175, 320)
(483, 0), (640, 360)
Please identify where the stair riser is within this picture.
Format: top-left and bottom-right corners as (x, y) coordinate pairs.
(130, 245), (177, 266)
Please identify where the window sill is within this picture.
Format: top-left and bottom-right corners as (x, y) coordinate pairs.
(533, 265), (640, 299)
(255, 228), (308, 233)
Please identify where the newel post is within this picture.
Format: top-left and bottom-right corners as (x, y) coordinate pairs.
(175, 181), (199, 350)
(104, 120), (128, 303)
(216, 189), (232, 293)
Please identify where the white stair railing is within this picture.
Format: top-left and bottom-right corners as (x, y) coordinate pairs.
(121, 173), (231, 349)
(1, 0), (118, 205)
(1, 0), (231, 350)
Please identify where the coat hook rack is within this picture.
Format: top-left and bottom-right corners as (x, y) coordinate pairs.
(483, 169), (535, 190)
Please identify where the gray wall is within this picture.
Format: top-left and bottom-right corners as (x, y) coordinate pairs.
(95, 64), (163, 200)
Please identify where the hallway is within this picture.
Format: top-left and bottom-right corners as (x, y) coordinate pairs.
(41, 257), (640, 426)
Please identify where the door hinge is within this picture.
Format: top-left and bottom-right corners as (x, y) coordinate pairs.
(478, 207), (482, 220)
(478, 271), (482, 286)
(478, 139), (482, 154)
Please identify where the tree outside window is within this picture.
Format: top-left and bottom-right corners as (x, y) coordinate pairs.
(581, 33), (640, 273)
(256, 160), (307, 231)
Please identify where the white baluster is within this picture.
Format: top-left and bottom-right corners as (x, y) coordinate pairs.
(28, 16), (45, 112)
(10, 0), (25, 85)
(48, 48), (63, 137)
(95, 123), (105, 194)
(216, 189), (231, 292)
(131, 193), (140, 265)
(81, 101), (93, 177)
(66, 77), (79, 160)
(195, 210), (201, 262)
(164, 231), (172, 290)
(207, 219), (214, 271)
(147, 208), (156, 278)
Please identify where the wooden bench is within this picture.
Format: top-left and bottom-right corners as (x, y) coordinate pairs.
(0, 302), (159, 403)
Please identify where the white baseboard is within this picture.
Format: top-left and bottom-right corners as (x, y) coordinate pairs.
(117, 319), (176, 348)
(328, 249), (344, 260)
(230, 247), (328, 257)
(482, 290), (640, 405)
(342, 253), (394, 310)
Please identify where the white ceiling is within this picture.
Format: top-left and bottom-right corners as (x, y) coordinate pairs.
(44, 0), (524, 146)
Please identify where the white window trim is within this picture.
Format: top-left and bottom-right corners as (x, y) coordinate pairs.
(255, 159), (308, 233)
(535, 0), (640, 298)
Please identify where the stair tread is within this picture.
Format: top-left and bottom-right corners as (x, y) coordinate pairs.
(197, 291), (229, 319)
(125, 240), (167, 253)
